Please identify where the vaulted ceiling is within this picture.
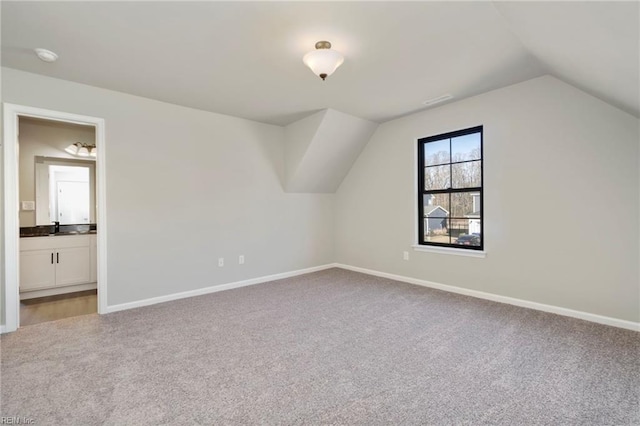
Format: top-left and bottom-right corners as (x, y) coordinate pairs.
(2, 1), (638, 126)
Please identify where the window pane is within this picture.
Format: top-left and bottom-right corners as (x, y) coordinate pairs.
(424, 139), (450, 166)
(451, 132), (481, 162)
(451, 191), (480, 218)
(423, 193), (449, 213)
(453, 226), (482, 247)
(448, 218), (475, 242)
(425, 165), (450, 190)
(451, 160), (481, 188)
(423, 217), (451, 244)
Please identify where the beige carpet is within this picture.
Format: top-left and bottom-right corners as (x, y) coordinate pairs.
(1, 268), (638, 425)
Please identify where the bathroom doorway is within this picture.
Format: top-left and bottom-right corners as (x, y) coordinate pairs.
(3, 104), (107, 332)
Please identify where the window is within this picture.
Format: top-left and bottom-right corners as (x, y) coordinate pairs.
(418, 126), (483, 250)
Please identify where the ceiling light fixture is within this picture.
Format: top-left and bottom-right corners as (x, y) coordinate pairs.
(34, 48), (59, 63)
(303, 41), (344, 81)
(65, 142), (96, 158)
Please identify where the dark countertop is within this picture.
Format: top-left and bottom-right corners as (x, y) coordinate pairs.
(20, 224), (98, 238)
(20, 230), (97, 238)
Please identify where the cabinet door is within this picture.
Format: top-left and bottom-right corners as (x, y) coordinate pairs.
(20, 250), (56, 291)
(55, 247), (91, 287)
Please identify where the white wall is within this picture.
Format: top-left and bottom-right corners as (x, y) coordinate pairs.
(18, 118), (96, 226)
(335, 76), (640, 323)
(0, 36), (5, 329)
(1, 68), (334, 312)
(2, 69), (638, 327)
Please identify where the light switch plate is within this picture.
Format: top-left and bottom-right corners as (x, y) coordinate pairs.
(21, 201), (35, 211)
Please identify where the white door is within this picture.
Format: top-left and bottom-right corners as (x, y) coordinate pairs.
(57, 181), (90, 224)
(20, 250), (56, 291)
(55, 247), (91, 286)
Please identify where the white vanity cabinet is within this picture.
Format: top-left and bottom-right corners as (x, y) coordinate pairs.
(20, 235), (96, 298)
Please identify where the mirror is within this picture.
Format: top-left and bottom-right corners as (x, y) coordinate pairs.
(35, 156), (96, 225)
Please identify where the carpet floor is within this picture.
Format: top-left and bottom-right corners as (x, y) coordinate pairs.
(1, 268), (638, 425)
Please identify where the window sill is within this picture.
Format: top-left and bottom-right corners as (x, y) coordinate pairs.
(412, 245), (486, 258)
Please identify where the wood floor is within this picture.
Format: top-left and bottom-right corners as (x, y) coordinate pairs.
(20, 290), (97, 326)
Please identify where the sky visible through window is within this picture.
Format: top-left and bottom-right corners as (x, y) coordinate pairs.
(424, 133), (481, 165)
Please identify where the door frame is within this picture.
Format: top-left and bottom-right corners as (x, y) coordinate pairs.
(2, 103), (108, 333)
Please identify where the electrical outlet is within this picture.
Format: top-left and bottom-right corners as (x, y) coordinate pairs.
(218, 257), (224, 267)
(403, 251), (409, 261)
(239, 255), (245, 265)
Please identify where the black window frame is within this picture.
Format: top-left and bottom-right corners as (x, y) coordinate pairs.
(417, 125), (484, 251)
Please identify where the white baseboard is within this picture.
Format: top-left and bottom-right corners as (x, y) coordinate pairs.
(0, 325), (6, 334)
(335, 263), (640, 332)
(9, 262), (636, 333)
(105, 263), (338, 314)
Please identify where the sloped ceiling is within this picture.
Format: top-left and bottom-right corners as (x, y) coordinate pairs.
(494, 1), (639, 118)
(284, 109), (378, 193)
(1, 1), (637, 125)
(2, 1), (545, 125)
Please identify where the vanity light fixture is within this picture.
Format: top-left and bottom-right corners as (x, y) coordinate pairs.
(65, 142), (96, 158)
(77, 146), (90, 157)
(303, 41), (344, 81)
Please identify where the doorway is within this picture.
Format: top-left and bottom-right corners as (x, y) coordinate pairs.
(3, 104), (107, 333)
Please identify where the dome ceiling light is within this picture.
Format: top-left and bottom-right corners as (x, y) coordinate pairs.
(34, 48), (58, 63)
(303, 41), (344, 81)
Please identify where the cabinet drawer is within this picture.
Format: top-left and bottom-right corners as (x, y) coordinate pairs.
(21, 235), (90, 251)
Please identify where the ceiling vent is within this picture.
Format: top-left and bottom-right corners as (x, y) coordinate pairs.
(423, 94), (453, 107)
